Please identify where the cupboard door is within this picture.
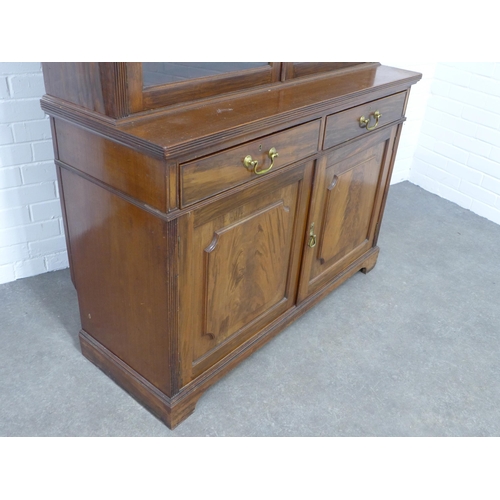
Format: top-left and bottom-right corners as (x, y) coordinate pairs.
(179, 162), (313, 382)
(297, 126), (397, 302)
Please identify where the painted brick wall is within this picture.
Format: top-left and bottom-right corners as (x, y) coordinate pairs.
(409, 62), (500, 225)
(0, 62), (68, 285)
(383, 62), (436, 185)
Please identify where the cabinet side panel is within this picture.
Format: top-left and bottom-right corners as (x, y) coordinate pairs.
(55, 119), (166, 211)
(60, 168), (172, 395)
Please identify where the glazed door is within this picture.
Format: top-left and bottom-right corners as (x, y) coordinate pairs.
(178, 162), (313, 383)
(297, 126), (397, 302)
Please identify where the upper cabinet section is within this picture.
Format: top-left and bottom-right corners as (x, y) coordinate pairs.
(41, 63), (422, 141)
(41, 62), (381, 120)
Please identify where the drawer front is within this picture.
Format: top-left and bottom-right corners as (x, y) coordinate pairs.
(323, 91), (407, 149)
(181, 120), (320, 207)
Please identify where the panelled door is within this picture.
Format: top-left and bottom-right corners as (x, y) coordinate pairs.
(297, 125), (397, 302)
(178, 161), (314, 383)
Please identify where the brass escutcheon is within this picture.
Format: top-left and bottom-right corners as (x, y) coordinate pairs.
(308, 222), (317, 248)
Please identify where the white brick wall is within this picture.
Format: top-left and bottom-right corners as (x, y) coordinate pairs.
(0, 62), (68, 285)
(409, 62), (500, 225)
(383, 62), (436, 185)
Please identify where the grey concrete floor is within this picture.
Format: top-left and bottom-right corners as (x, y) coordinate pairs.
(1, 181), (500, 436)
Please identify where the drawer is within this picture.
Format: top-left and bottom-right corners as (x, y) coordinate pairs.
(323, 91), (407, 150)
(181, 120), (321, 207)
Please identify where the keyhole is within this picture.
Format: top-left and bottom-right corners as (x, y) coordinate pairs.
(258, 144), (262, 152)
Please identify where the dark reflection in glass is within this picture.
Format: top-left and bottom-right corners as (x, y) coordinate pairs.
(143, 62), (268, 87)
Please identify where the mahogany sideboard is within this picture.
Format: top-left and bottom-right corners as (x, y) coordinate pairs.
(41, 62), (421, 428)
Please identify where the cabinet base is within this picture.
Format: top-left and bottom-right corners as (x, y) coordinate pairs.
(80, 331), (201, 429)
(360, 247), (379, 274)
(79, 246), (380, 429)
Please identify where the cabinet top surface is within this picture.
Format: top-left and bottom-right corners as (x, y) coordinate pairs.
(42, 64), (421, 159)
(128, 65), (419, 150)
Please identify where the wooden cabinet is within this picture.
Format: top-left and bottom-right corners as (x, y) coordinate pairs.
(41, 62), (421, 429)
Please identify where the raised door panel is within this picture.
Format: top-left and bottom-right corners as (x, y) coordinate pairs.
(204, 201), (291, 344)
(297, 126), (396, 302)
(179, 162), (313, 383)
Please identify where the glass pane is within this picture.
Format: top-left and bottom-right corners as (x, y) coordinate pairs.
(142, 62), (268, 88)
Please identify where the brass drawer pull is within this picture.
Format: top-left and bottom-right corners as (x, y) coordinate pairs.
(359, 110), (382, 131)
(243, 147), (279, 175)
